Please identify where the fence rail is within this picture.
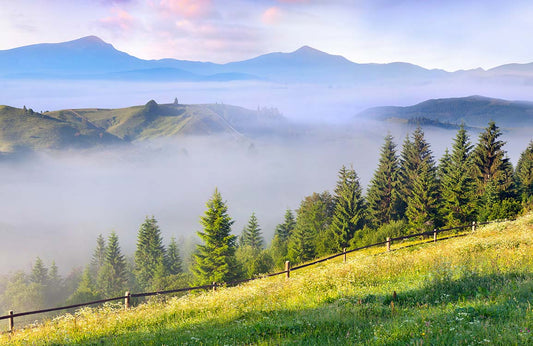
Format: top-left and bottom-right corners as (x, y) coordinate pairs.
(1, 218), (508, 332)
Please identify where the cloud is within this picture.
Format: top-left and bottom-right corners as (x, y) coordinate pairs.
(99, 7), (137, 32)
(159, 0), (213, 19)
(262, 6), (283, 24)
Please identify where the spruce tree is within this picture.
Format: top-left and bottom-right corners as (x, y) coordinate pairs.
(439, 125), (476, 226)
(31, 257), (48, 286)
(166, 237), (183, 275)
(241, 213), (264, 250)
(193, 189), (240, 285)
(91, 234), (106, 277)
(98, 232), (127, 296)
(366, 135), (400, 226)
(473, 121), (514, 197)
(288, 192), (334, 262)
(328, 165), (366, 251)
(134, 216), (166, 289)
(515, 140), (533, 203)
(269, 209), (296, 268)
(401, 127), (439, 231)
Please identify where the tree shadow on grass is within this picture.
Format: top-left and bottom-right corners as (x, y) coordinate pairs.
(67, 271), (533, 345)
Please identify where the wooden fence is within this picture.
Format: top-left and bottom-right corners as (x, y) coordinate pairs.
(0, 219), (506, 332)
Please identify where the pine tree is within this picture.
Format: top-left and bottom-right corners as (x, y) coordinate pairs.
(31, 257), (48, 286)
(241, 213), (264, 250)
(98, 232), (127, 296)
(366, 135), (400, 226)
(91, 234), (107, 277)
(135, 216), (166, 289)
(166, 237), (183, 275)
(269, 209), (296, 268)
(515, 140), (533, 203)
(192, 189), (241, 285)
(439, 125), (476, 226)
(328, 165), (366, 252)
(288, 192), (334, 262)
(402, 127), (439, 231)
(473, 121), (514, 197)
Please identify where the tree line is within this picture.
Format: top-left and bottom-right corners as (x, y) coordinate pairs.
(1, 121), (532, 314)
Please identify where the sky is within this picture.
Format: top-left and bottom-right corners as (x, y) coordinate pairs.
(1, 0), (533, 72)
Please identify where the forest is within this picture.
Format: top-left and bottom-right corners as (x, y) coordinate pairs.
(1, 121), (532, 317)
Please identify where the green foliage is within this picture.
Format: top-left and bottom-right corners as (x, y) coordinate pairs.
(439, 125), (476, 227)
(166, 237), (183, 276)
(97, 232), (127, 297)
(328, 165), (366, 252)
(401, 127), (439, 231)
(288, 192), (334, 263)
(31, 257), (49, 286)
(473, 121), (514, 199)
(134, 216), (166, 290)
(515, 141), (533, 202)
(90, 234), (106, 277)
(354, 219), (408, 247)
(192, 189), (241, 285)
(269, 209), (296, 268)
(366, 134), (401, 226)
(67, 267), (100, 305)
(236, 246), (274, 279)
(240, 213), (264, 250)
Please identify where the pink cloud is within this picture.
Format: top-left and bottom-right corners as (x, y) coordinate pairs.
(262, 6), (283, 24)
(100, 8), (136, 31)
(159, 0), (212, 19)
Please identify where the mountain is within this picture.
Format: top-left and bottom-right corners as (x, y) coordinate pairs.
(0, 36), (446, 83)
(357, 95), (533, 128)
(0, 100), (287, 153)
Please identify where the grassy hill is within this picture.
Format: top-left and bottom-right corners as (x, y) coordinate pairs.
(0, 105), (120, 152)
(2, 214), (532, 344)
(358, 95), (533, 128)
(0, 101), (286, 153)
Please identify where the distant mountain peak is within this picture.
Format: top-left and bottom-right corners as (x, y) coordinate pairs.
(63, 35), (112, 49)
(292, 45), (327, 55)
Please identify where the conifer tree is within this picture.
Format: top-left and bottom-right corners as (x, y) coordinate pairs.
(401, 127), (439, 231)
(241, 213), (264, 250)
(31, 257), (48, 286)
(91, 234), (106, 277)
(98, 232), (127, 296)
(134, 216), (166, 289)
(193, 189), (240, 285)
(439, 125), (476, 226)
(269, 209), (296, 268)
(473, 121), (514, 197)
(166, 237), (183, 275)
(515, 140), (533, 203)
(328, 165), (366, 251)
(288, 192), (334, 262)
(366, 135), (400, 226)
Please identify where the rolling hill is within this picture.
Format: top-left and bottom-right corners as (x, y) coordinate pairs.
(357, 95), (533, 128)
(0, 101), (287, 153)
(1, 214), (531, 344)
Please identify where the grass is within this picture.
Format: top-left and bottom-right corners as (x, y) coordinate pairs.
(2, 215), (533, 345)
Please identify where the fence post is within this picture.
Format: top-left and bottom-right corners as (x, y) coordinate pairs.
(285, 261), (290, 279)
(386, 237), (391, 252)
(472, 221), (476, 232)
(433, 229), (437, 242)
(343, 247), (347, 263)
(212, 282), (217, 292)
(8, 310), (14, 333)
(124, 291), (130, 310)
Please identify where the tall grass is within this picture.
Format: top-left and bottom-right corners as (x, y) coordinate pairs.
(2, 215), (532, 345)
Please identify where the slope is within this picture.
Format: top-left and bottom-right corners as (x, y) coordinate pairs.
(0, 105), (121, 152)
(3, 214), (532, 344)
(358, 95), (533, 128)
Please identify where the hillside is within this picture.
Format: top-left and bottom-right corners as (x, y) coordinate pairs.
(358, 95), (533, 128)
(3, 214), (532, 344)
(0, 105), (120, 152)
(0, 101), (287, 152)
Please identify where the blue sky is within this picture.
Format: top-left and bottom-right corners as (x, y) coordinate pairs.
(1, 0), (533, 71)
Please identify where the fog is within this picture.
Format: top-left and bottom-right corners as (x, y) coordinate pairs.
(4, 78), (533, 123)
(1, 78), (533, 275)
